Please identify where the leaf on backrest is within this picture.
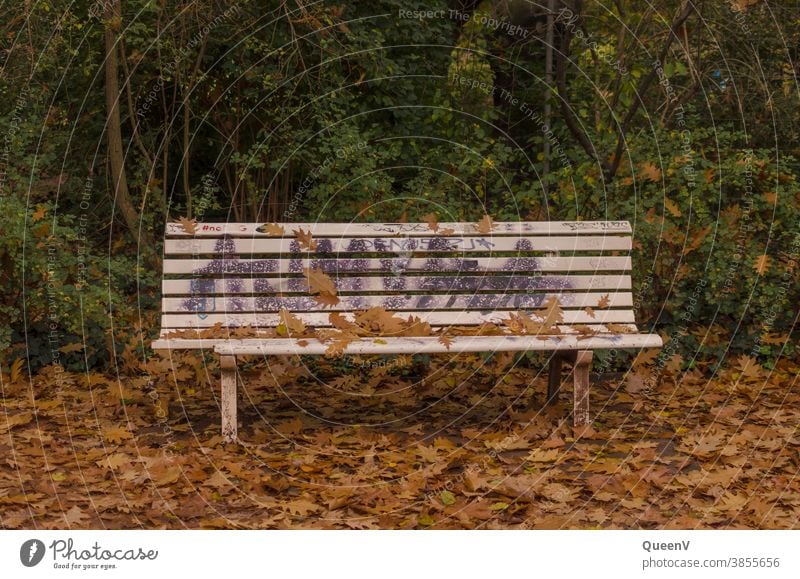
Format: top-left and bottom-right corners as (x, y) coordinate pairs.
(278, 308), (306, 335)
(259, 223), (286, 236)
(178, 216), (197, 234)
(476, 214), (495, 234)
(403, 315), (433, 337)
(354, 307), (406, 336)
(423, 212), (439, 233)
(605, 323), (633, 334)
(293, 227), (318, 251)
(596, 294), (611, 309)
(304, 267), (340, 306)
(584, 306), (596, 318)
(329, 312), (361, 333)
(538, 297), (564, 329)
(574, 325), (598, 338)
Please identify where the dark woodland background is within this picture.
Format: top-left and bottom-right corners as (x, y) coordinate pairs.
(1, 0), (798, 372)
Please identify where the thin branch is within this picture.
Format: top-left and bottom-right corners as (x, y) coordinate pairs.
(605, 1), (698, 179)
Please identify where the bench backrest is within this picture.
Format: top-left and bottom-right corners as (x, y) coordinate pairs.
(160, 221), (637, 332)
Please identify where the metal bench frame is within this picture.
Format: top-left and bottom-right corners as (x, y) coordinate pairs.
(152, 221), (662, 442)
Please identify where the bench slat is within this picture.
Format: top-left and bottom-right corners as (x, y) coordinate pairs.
(165, 221), (632, 237)
(162, 274), (633, 295)
(164, 235), (631, 255)
(153, 323), (641, 348)
(162, 256), (632, 275)
(161, 292), (632, 313)
(160, 309), (636, 328)
(209, 334), (663, 356)
(153, 334), (660, 353)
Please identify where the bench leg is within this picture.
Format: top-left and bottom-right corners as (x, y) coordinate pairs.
(546, 353), (562, 406)
(572, 350), (593, 427)
(220, 355), (238, 443)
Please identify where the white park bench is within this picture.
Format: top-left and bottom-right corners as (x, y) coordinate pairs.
(152, 221), (662, 442)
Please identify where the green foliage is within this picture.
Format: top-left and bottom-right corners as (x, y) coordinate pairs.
(1, 0), (798, 370)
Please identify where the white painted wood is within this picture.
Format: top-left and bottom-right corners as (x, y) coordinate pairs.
(159, 309), (637, 329)
(162, 255), (632, 275)
(161, 274), (633, 295)
(220, 355), (238, 443)
(165, 221), (633, 237)
(206, 334), (663, 356)
(161, 292), (633, 313)
(164, 235), (632, 255)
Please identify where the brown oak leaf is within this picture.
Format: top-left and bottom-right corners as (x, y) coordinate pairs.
(476, 214), (495, 234)
(293, 227), (318, 251)
(178, 216), (197, 234)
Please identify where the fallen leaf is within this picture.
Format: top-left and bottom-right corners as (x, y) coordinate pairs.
(103, 427), (134, 444)
(476, 214), (495, 234)
(178, 216), (197, 234)
(278, 309), (306, 335)
(423, 213), (439, 233)
(59, 342), (84, 353)
(753, 254), (770, 276)
(664, 198), (682, 217)
(640, 162), (662, 182)
(259, 223), (286, 236)
(32, 205), (47, 222)
(438, 334), (454, 350)
(293, 228), (318, 251)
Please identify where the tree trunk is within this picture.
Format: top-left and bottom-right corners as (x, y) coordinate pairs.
(104, 0), (158, 260)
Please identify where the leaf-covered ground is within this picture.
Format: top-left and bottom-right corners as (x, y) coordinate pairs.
(1, 352), (798, 529)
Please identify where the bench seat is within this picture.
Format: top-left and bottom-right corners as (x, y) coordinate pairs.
(153, 334), (662, 356)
